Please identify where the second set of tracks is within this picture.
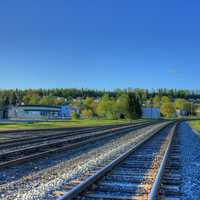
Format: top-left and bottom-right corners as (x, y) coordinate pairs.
(0, 121), (156, 170)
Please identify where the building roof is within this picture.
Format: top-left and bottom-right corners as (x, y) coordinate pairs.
(23, 109), (60, 112)
(19, 105), (62, 109)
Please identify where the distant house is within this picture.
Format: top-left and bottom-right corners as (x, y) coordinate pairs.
(8, 105), (79, 120)
(176, 109), (188, 117)
(142, 107), (160, 119)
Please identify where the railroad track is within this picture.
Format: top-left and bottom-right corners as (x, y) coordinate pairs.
(0, 121), (157, 169)
(158, 124), (182, 199)
(0, 125), (102, 142)
(0, 123), (151, 154)
(0, 123), (139, 150)
(0, 123), (130, 136)
(0, 123), (138, 148)
(57, 121), (179, 200)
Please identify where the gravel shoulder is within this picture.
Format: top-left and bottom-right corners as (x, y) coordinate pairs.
(179, 122), (200, 200)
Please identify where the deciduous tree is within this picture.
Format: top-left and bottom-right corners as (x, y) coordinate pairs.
(160, 102), (176, 118)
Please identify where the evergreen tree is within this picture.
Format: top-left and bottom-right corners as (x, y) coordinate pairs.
(135, 96), (142, 118)
(127, 92), (141, 119)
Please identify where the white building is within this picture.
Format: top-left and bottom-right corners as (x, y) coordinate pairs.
(8, 105), (79, 120)
(142, 107), (160, 119)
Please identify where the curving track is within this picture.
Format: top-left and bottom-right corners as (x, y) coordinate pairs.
(58, 121), (179, 200)
(158, 124), (182, 199)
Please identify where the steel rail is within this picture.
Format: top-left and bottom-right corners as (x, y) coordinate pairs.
(0, 123), (146, 158)
(0, 123), (134, 146)
(148, 122), (179, 200)
(58, 121), (174, 200)
(0, 122), (134, 135)
(0, 123), (138, 149)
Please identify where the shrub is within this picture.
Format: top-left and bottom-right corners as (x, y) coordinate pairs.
(71, 112), (79, 120)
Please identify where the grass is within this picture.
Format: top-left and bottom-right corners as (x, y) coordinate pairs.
(189, 120), (200, 132)
(0, 119), (145, 131)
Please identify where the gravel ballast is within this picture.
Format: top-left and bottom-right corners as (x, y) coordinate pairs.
(179, 122), (200, 199)
(0, 123), (167, 200)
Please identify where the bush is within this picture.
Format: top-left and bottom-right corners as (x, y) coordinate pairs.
(71, 112), (79, 120)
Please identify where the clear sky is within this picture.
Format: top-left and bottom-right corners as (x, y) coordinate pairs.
(0, 0), (200, 90)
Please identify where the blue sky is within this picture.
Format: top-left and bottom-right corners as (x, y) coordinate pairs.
(0, 0), (200, 90)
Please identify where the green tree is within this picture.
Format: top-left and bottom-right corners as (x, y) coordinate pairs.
(9, 91), (18, 105)
(84, 97), (94, 109)
(96, 94), (116, 119)
(54, 97), (66, 105)
(23, 91), (40, 105)
(160, 102), (176, 118)
(153, 95), (161, 107)
(174, 98), (186, 110)
(161, 96), (171, 104)
(127, 92), (142, 119)
(114, 93), (129, 119)
(83, 97), (98, 116)
(39, 96), (56, 105)
(135, 96), (142, 117)
(96, 94), (110, 118)
(28, 95), (40, 105)
(81, 109), (93, 119)
(71, 112), (79, 120)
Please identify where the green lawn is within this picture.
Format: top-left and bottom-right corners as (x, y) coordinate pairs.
(189, 120), (200, 132)
(0, 119), (146, 131)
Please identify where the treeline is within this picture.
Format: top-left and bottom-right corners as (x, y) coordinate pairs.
(77, 94), (197, 119)
(0, 89), (143, 120)
(0, 89), (117, 107)
(73, 93), (142, 120)
(151, 95), (196, 118)
(0, 88), (200, 119)
(0, 88), (200, 107)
